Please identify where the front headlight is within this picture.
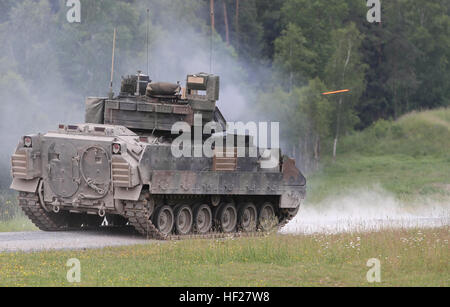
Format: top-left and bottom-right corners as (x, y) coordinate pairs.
(23, 136), (32, 148)
(112, 143), (121, 154)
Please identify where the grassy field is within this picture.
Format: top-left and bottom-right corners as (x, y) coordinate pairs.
(308, 154), (450, 204)
(0, 227), (448, 287)
(308, 108), (450, 204)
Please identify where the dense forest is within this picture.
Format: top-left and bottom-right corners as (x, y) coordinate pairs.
(0, 0), (449, 186)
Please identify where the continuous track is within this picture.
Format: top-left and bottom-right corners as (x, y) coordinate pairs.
(18, 192), (69, 231)
(19, 192), (298, 241)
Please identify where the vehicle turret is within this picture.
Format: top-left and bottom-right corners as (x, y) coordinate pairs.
(85, 72), (225, 136)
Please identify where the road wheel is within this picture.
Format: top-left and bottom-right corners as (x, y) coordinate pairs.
(194, 204), (213, 234)
(238, 203), (257, 232)
(217, 203), (237, 233)
(152, 205), (174, 235)
(258, 202), (278, 231)
(175, 205), (193, 235)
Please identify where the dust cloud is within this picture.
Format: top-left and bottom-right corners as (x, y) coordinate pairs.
(281, 186), (450, 234)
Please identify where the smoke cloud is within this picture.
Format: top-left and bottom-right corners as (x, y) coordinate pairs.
(0, 0), (259, 188)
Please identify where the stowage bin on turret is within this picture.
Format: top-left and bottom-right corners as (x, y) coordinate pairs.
(10, 72), (306, 239)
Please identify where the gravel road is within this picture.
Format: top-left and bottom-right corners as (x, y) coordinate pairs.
(0, 228), (156, 252)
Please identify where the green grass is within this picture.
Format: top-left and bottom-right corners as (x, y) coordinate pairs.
(336, 108), (450, 158)
(308, 108), (450, 204)
(0, 228), (448, 287)
(308, 154), (450, 204)
(0, 217), (37, 232)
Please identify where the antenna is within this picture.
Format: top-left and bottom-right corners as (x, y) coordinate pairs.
(146, 8), (150, 76)
(210, 24), (213, 74)
(210, 0), (214, 73)
(109, 28), (117, 99)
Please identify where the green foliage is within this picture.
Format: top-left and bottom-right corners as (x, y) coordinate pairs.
(371, 119), (392, 138)
(338, 108), (450, 157)
(402, 1), (450, 110)
(324, 22), (367, 137)
(295, 78), (332, 140)
(280, 0), (352, 80)
(55, 0), (147, 95)
(274, 23), (317, 87)
(233, 0), (264, 65)
(254, 0), (285, 60)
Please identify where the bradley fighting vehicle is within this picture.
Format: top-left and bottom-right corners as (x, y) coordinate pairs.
(10, 72), (306, 239)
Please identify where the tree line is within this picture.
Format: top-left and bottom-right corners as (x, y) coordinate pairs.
(212, 0), (449, 171)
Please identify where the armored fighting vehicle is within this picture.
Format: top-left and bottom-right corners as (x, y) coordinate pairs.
(10, 72), (306, 239)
